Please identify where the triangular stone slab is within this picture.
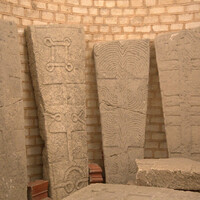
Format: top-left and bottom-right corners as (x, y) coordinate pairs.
(155, 27), (200, 160)
(94, 40), (150, 184)
(26, 25), (88, 200)
(0, 20), (27, 200)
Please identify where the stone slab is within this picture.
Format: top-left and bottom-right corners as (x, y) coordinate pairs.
(0, 20), (27, 200)
(136, 158), (200, 190)
(94, 40), (150, 184)
(155, 27), (200, 160)
(63, 183), (200, 200)
(26, 25), (88, 200)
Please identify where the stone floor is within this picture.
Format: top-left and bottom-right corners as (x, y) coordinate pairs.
(63, 184), (200, 200)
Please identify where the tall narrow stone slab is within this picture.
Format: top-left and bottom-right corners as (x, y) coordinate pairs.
(155, 27), (200, 160)
(0, 20), (27, 200)
(26, 25), (88, 200)
(94, 40), (150, 184)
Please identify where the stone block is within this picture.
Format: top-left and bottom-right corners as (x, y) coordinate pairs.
(0, 20), (27, 200)
(94, 40), (150, 184)
(89, 174), (103, 184)
(155, 27), (200, 160)
(26, 25), (88, 200)
(136, 158), (200, 190)
(89, 163), (103, 174)
(89, 163), (103, 184)
(63, 183), (200, 200)
(28, 180), (49, 200)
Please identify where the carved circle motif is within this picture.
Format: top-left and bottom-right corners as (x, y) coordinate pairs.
(63, 166), (87, 194)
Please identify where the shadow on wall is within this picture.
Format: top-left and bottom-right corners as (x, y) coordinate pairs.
(90, 48), (105, 175)
(144, 41), (169, 159)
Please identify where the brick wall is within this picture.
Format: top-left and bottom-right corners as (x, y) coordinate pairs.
(0, 0), (199, 182)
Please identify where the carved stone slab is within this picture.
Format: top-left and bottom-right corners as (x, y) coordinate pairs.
(136, 158), (200, 190)
(63, 183), (200, 200)
(0, 20), (27, 200)
(155, 27), (200, 160)
(94, 40), (150, 184)
(26, 25), (88, 200)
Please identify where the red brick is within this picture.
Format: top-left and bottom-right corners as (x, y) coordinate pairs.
(32, 192), (48, 200)
(89, 163), (103, 184)
(90, 174), (103, 183)
(89, 163), (103, 173)
(28, 180), (49, 198)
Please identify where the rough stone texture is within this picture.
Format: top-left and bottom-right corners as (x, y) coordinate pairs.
(94, 40), (150, 184)
(155, 27), (200, 160)
(0, 20), (27, 200)
(136, 158), (200, 190)
(26, 25), (88, 200)
(63, 183), (200, 200)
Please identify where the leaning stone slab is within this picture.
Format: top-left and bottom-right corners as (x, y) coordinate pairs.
(94, 40), (150, 184)
(26, 25), (88, 200)
(136, 158), (200, 190)
(155, 27), (200, 160)
(0, 20), (27, 200)
(63, 183), (200, 200)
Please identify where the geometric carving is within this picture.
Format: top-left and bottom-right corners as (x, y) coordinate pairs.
(55, 166), (88, 195)
(0, 20), (27, 200)
(94, 40), (150, 184)
(26, 24), (87, 200)
(72, 110), (85, 124)
(155, 27), (200, 161)
(44, 37), (73, 72)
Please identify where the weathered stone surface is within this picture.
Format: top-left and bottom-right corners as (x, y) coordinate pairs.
(26, 25), (88, 200)
(136, 158), (200, 190)
(63, 183), (200, 200)
(94, 40), (150, 184)
(155, 27), (200, 160)
(0, 20), (27, 200)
